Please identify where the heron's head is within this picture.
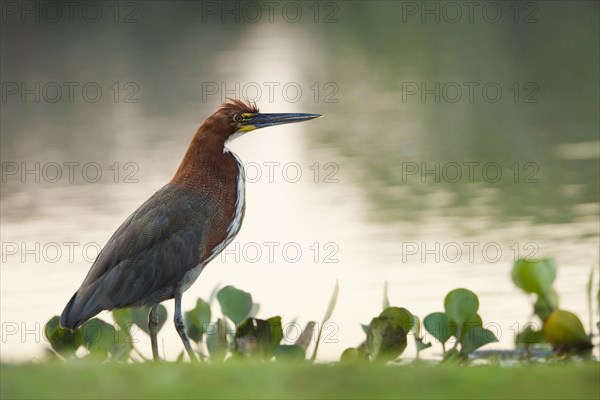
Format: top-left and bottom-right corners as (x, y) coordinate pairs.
(201, 99), (321, 141)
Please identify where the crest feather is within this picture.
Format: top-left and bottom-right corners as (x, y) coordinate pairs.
(218, 99), (259, 114)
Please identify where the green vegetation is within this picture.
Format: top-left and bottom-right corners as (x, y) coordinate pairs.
(42, 259), (597, 364)
(511, 259), (594, 353)
(5, 259), (598, 399)
(2, 362), (599, 400)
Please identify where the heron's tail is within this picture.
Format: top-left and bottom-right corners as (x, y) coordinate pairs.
(59, 289), (102, 330)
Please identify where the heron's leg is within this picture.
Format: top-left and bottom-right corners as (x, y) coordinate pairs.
(174, 293), (198, 362)
(148, 305), (160, 361)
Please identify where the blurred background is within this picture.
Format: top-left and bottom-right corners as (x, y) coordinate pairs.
(1, 1), (598, 361)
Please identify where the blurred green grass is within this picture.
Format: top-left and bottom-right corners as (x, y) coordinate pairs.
(2, 362), (599, 399)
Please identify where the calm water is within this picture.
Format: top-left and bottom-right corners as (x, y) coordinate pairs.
(1, 1), (598, 361)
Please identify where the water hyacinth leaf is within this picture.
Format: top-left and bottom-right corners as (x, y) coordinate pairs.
(266, 316), (284, 355)
(295, 321), (316, 351)
(44, 315), (83, 357)
(184, 298), (212, 342)
(235, 317), (283, 360)
(534, 289), (559, 321)
(441, 348), (463, 364)
(415, 337), (432, 351)
(130, 305), (167, 335)
(208, 282), (222, 305)
(311, 280), (339, 361)
(459, 326), (498, 355)
(411, 315), (421, 336)
(411, 315), (431, 351)
(112, 309), (134, 335)
(323, 280), (339, 322)
(542, 309), (593, 352)
(515, 325), (546, 347)
(511, 258), (556, 298)
(458, 314), (483, 338)
(206, 318), (228, 362)
(110, 342), (132, 362)
(340, 347), (360, 363)
(423, 312), (455, 344)
(84, 346), (109, 360)
(444, 288), (479, 325)
(357, 342), (369, 359)
(383, 281), (390, 310)
(379, 307), (414, 333)
(275, 344), (305, 362)
(248, 303), (260, 319)
(366, 316), (407, 362)
(80, 318), (117, 353)
(361, 324), (369, 335)
(217, 286), (253, 325)
(586, 264), (596, 334)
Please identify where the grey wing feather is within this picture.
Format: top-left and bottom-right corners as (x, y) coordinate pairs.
(60, 185), (210, 329)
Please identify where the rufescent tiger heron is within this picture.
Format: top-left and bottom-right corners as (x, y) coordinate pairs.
(59, 99), (321, 361)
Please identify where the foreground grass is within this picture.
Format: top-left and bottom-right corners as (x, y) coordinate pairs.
(2, 361), (599, 399)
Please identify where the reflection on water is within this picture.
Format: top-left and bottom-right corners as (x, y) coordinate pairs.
(1, 2), (598, 361)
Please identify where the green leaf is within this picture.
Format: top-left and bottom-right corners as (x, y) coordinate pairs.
(208, 282), (222, 305)
(80, 318), (117, 353)
(441, 348), (464, 364)
(415, 337), (432, 351)
(295, 321), (316, 351)
(112, 309), (133, 333)
(361, 324), (369, 335)
(234, 317), (283, 360)
(366, 316), (407, 362)
(459, 314), (483, 336)
(206, 318), (228, 362)
(459, 326), (498, 355)
(411, 315), (431, 352)
(511, 259), (556, 299)
(586, 264), (596, 335)
(275, 344), (305, 363)
(323, 280), (339, 322)
(543, 309), (593, 352)
(423, 312), (455, 344)
(340, 347), (368, 362)
(311, 280), (339, 361)
(248, 303), (260, 319)
(130, 305), (167, 335)
(340, 347), (359, 362)
(217, 286), (253, 325)
(411, 315), (421, 337)
(185, 298), (212, 343)
(379, 307), (414, 333)
(534, 289), (559, 321)
(444, 288), (479, 325)
(382, 281), (390, 310)
(109, 342), (132, 362)
(515, 326), (546, 348)
(44, 316), (83, 358)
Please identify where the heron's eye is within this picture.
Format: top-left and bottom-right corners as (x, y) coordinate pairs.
(233, 114), (243, 123)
